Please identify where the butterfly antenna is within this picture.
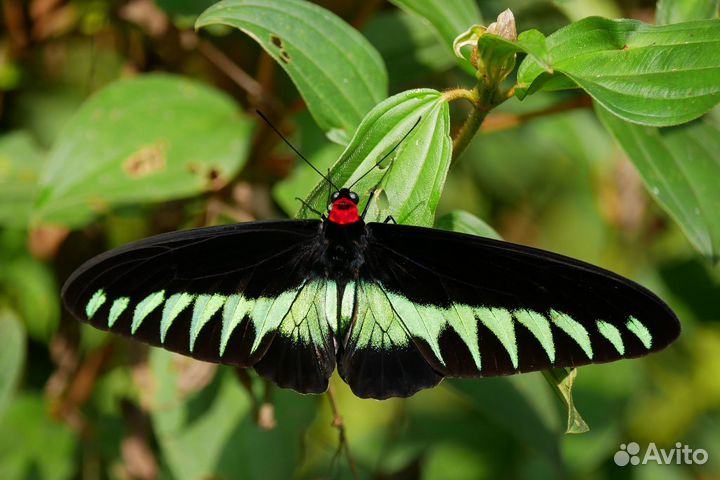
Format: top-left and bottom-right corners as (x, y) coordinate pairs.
(349, 116), (422, 190)
(256, 110), (339, 191)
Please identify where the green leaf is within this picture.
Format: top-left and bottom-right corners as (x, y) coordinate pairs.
(447, 375), (563, 465)
(0, 394), (77, 480)
(596, 104), (720, 262)
(0, 309), (25, 415)
(657, 0), (719, 24)
(196, 0), (387, 141)
(0, 132), (44, 229)
(300, 89), (451, 227)
(542, 368), (589, 434)
(363, 10), (457, 89)
(149, 350), (314, 479)
(33, 74), (253, 227)
(516, 17), (720, 126)
(515, 29), (551, 68)
(389, 0), (482, 74)
(435, 210), (501, 239)
(149, 351), (252, 480)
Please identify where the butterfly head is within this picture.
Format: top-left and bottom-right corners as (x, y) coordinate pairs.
(328, 188), (361, 225)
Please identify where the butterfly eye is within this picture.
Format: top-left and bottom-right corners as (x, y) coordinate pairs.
(349, 192), (359, 203)
(331, 192), (340, 201)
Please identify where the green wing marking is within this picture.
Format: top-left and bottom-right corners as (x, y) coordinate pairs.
(385, 291), (445, 366)
(83, 280), (336, 394)
(477, 307), (518, 369)
(278, 281), (333, 348)
(550, 310), (593, 360)
(86, 279), (660, 388)
(189, 294), (226, 352)
(131, 291), (165, 333)
(86, 289), (106, 319)
(161, 293), (194, 343)
(353, 282), (411, 350)
(219, 294), (254, 357)
(108, 297), (130, 327)
(339, 280), (356, 334)
(596, 320), (625, 355)
(627, 316), (652, 349)
(515, 309), (555, 363)
(338, 278), (660, 398)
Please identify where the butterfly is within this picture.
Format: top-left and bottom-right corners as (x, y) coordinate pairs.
(62, 115), (681, 400)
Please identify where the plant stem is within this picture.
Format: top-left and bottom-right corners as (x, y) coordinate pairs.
(443, 86), (489, 163)
(451, 102), (488, 164)
(326, 386), (358, 479)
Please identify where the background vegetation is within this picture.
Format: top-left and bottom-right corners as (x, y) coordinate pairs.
(1, 0), (719, 479)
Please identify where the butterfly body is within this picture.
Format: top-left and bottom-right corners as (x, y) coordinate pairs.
(62, 188), (680, 399)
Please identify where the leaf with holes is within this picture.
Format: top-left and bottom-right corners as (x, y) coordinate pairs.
(196, 0), (387, 143)
(32, 74), (253, 228)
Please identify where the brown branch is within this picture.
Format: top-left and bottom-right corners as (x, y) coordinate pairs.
(481, 94), (593, 134)
(190, 32), (282, 113)
(327, 385), (358, 479)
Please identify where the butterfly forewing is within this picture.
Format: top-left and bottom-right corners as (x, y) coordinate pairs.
(62, 220), (336, 393)
(339, 223), (680, 395)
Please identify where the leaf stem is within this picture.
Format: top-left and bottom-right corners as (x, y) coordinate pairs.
(442, 88), (479, 105)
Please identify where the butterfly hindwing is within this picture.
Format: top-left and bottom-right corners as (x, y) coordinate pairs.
(337, 281), (443, 399)
(62, 220), (336, 393)
(349, 223), (680, 391)
(254, 280), (336, 393)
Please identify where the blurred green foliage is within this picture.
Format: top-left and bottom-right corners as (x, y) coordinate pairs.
(0, 0), (719, 479)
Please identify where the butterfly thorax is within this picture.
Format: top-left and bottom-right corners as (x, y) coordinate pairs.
(315, 189), (366, 279)
(320, 217), (367, 283)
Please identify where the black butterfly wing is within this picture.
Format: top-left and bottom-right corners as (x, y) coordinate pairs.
(62, 220), (336, 394)
(338, 223), (680, 398)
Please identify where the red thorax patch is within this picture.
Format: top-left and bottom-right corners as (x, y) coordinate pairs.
(329, 198), (360, 224)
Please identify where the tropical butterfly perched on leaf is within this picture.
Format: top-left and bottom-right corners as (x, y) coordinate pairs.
(62, 115), (681, 400)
